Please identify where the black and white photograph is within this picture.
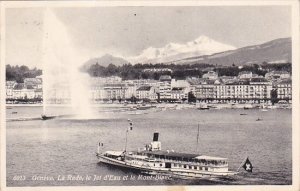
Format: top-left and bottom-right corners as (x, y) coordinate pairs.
(0, 1), (299, 190)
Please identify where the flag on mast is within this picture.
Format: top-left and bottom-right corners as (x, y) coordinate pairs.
(242, 157), (253, 172)
(128, 119), (133, 130)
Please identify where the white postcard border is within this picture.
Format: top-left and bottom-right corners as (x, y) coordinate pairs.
(1, 1), (299, 191)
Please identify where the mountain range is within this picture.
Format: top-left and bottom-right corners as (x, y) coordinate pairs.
(83, 36), (291, 67)
(128, 35), (236, 63)
(170, 37), (291, 66)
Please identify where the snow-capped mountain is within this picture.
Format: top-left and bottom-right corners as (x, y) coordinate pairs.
(129, 35), (236, 63)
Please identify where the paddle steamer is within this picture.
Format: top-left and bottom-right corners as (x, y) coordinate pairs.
(96, 132), (238, 179)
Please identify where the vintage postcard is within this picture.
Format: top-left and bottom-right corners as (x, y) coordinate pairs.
(0, 1), (299, 191)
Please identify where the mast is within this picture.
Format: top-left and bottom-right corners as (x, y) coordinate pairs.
(124, 129), (129, 152)
(124, 119), (133, 152)
(196, 123), (200, 152)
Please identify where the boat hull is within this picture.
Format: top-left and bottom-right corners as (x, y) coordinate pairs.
(97, 154), (238, 179)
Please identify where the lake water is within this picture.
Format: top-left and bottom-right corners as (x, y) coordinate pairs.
(6, 105), (292, 186)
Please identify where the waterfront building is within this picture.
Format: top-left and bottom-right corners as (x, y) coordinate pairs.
(194, 84), (216, 100)
(158, 81), (172, 100)
(170, 79), (190, 100)
(90, 76), (122, 85)
(90, 85), (107, 102)
(6, 81), (16, 99)
(125, 79), (158, 88)
(124, 83), (137, 99)
(276, 79), (292, 100)
(24, 77), (43, 89)
(170, 87), (188, 100)
(158, 75), (172, 100)
(90, 82), (137, 102)
(104, 83), (127, 100)
(215, 78), (272, 102)
(34, 88), (43, 99)
(249, 78), (272, 99)
(136, 86), (157, 100)
(188, 78), (219, 100)
(12, 83), (36, 99)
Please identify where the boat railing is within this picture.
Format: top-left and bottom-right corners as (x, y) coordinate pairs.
(165, 159), (227, 167)
(128, 154), (228, 167)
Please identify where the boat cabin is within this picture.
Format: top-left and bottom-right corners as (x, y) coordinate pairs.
(104, 151), (124, 160)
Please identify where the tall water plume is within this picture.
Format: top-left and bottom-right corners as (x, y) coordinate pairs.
(42, 9), (93, 118)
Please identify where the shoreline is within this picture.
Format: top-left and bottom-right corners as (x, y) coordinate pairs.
(6, 103), (292, 109)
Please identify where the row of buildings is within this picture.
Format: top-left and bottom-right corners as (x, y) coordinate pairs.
(6, 77), (43, 102)
(5, 70), (292, 104)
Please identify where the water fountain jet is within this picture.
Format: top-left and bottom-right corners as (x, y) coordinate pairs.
(42, 9), (95, 119)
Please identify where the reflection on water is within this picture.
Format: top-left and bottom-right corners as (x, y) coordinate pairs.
(6, 106), (292, 186)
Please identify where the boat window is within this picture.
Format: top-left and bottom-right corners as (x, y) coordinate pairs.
(193, 166), (197, 170)
(205, 167), (208, 171)
(160, 164), (162, 167)
(165, 163), (171, 168)
(184, 165), (187, 168)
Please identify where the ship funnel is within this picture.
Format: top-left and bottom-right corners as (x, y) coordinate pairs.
(153, 132), (159, 141)
(150, 132), (161, 151)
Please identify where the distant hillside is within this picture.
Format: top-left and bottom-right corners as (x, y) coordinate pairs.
(83, 54), (129, 69)
(170, 37), (291, 66)
(6, 64), (42, 83)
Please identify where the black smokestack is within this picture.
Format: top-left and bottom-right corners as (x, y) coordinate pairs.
(153, 132), (159, 141)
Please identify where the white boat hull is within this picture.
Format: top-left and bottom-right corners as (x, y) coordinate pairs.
(97, 154), (238, 179)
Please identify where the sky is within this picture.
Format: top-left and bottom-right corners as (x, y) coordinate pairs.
(5, 6), (291, 69)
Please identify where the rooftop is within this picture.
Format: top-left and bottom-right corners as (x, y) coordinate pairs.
(195, 155), (227, 161)
(278, 78), (292, 84)
(13, 83), (25, 90)
(139, 150), (199, 159)
(138, 150), (228, 161)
